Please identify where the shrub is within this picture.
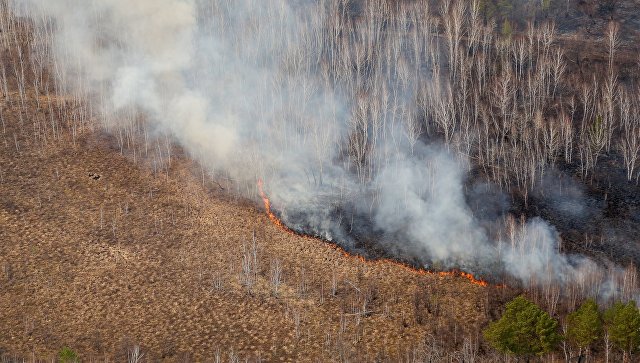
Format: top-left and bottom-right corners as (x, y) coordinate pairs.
(58, 347), (78, 363)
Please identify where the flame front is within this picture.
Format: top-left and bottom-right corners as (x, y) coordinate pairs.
(257, 179), (493, 288)
(257, 178), (288, 230)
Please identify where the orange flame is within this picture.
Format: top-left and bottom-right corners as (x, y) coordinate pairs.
(257, 179), (495, 288)
(257, 178), (288, 229)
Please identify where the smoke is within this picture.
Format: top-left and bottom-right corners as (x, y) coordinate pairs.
(373, 146), (491, 266)
(11, 0), (634, 299)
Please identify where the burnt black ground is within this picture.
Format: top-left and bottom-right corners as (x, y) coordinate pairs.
(284, 0), (640, 276)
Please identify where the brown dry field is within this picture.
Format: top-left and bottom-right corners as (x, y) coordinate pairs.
(0, 91), (503, 362)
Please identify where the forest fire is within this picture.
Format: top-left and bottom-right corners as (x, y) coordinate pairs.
(257, 179), (491, 287)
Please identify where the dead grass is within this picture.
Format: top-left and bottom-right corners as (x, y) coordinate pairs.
(0, 91), (500, 362)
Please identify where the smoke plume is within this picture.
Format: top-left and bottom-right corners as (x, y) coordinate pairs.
(11, 0), (635, 299)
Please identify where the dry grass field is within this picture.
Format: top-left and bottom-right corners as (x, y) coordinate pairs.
(0, 90), (505, 361)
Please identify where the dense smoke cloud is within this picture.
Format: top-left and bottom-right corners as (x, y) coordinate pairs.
(11, 0), (632, 298)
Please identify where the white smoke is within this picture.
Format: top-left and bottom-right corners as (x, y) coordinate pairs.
(11, 0), (634, 298)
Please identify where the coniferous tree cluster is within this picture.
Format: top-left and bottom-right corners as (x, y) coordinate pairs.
(485, 295), (640, 362)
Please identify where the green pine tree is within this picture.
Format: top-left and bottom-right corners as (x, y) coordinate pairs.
(484, 295), (562, 360)
(604, 301), (640, 361)
(58, 347), (79, 363)
(567, 299), (602, 360)
(501, 19), (513, 38)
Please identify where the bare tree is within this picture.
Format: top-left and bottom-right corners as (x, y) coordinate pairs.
(127, 345), (144, 363)
(241, 232), (258, 293)
(270, 258), (283, 296)
(606, 21), (620, 73)
(619, 89), (640, 181)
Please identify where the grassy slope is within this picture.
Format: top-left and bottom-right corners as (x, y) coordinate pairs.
(0, 91), (497, 361)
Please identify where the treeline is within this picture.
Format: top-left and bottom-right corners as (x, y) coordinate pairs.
(485, 295), (640, 362)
